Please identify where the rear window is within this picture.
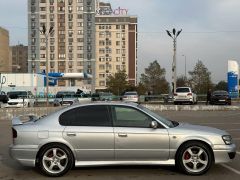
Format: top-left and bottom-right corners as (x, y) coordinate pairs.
(59, 105), (111, 127)
(7, 91), (28, 99)
(124, 92), (138, 95)
(176, 88), (190, 93)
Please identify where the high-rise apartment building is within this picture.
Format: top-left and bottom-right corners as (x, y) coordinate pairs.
(28, 0), (95, 88)
(10, 44), (28, 73)
(95, 14), (138, 90)
(0, 27), (11, 73)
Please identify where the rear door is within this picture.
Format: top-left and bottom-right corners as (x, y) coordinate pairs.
(61, 105), (114, 161)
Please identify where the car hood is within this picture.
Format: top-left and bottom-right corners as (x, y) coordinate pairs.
(170, 122), (228, 136)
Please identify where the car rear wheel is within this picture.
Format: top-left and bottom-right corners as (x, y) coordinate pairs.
(37, 144), (74, 177)
(176, 141), (213, 175)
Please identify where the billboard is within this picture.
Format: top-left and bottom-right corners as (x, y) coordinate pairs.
(228, 60), (239, 98)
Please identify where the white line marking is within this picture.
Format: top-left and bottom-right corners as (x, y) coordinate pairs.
(221, 164), (240, 175)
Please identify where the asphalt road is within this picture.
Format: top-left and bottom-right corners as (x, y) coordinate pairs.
(0, 110), (240, 179)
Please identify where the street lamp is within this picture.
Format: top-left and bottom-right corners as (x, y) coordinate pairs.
(182, 54), (187, 77)
(166, 28), (182, 93)
(40, 24), (54, 107)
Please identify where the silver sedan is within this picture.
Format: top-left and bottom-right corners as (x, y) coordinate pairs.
(9, 102), (236, 177)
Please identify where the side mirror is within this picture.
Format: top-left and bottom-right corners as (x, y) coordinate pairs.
(151, 121), (158, 129)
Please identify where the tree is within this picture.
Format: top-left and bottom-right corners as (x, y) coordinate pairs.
(106, 70), (128, 95)
(214, 81), (228, 91)
(177, 75), (188, 87)
(136, 82), (147, 95)
(188, 60), (213, 94)
(140, 60), (169, 94)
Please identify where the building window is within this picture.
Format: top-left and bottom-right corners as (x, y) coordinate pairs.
(77, 54), (84, 58)
(77, 14), (83, 19)
(77, 46), (83, 50)
(99, 49), (105, 54)
(116, 49), (120, 54)
(99, 32), (105, 38)
(99, 81), (105, 86)
(116, 33), (120, 38)
(77, 6), (83, 11)
(99, 65), (105, 70)
(40, 54), (46, 58)
(78, 30), (83, 35)
(77, 22), (83, 27)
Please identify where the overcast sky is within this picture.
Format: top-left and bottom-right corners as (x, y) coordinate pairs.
(0, 0), (240, 83)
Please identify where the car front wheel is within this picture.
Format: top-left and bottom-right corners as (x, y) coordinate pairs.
(176, 141), (213, 175)
(37, 144), (74, 177)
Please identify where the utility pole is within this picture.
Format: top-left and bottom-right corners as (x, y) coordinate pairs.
(40, 25), (54, 108)
(166, 28), (182, 93)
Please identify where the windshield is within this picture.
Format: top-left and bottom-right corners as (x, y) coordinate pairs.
(7, 91), (28, 99)
(212, 91), (228, 96)
(176, 88), (190, 93)
(56, 91), (75, 98)
(138, 105), (177, 128)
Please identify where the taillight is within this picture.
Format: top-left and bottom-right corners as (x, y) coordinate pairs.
(12, 128), (17, 138)
(174, 93), (177, 96)
(187, 93), (192, 96)
(134, 95), (138, 98)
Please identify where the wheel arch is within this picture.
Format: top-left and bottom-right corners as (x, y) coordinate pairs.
(175, 139), (215, 163)
(35, 142), (76, 166)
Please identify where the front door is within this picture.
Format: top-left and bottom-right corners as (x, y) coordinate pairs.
(112, 105), (170, 161)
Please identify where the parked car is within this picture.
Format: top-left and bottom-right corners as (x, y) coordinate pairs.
(91, 92), (113, 101)
(210, 90), (231, 105)
(10, 102), (236, 176)
(6, 91), (35, 108)
(53, 91), (79, 106)
(174, 87), (197, 105)
(0, 91), (8, 104)
(122, 91), (139, 103)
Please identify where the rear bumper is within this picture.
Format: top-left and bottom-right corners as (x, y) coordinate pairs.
(9, 145), (38, 167)
(213, 144), (236, 163)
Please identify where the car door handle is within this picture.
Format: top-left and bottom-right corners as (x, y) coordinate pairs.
(118, 133), (128, 137)
(66, 132), (76, 137)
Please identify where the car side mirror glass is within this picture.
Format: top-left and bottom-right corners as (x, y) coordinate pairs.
(151, 121), (158, 129)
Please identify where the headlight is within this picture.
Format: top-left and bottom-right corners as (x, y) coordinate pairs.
(222, 135), (232, 145)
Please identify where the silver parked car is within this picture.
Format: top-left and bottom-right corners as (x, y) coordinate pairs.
(9, 102), (236, 177)
(53, 91), (79, 106)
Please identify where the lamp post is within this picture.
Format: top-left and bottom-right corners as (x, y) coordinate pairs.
(166, 28), (182, 93)
(40, 24), (54, 107)
(182, 54), (187, 77)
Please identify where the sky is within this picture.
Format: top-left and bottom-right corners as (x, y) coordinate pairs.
(0, 0), (240, 83)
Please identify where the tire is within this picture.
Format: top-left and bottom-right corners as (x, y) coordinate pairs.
(174, 102), (178, 105)
(37, 144), (74, 177)
(176, 141), (213, 175)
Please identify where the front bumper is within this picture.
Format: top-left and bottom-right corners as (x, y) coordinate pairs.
(213, 143), (236, 163)
(9, 145), (38, 167)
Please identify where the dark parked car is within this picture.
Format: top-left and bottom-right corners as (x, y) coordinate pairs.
(210, 90), (231, 105)
(0, 91), (8, 104)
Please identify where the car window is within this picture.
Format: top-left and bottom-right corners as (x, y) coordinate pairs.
(59, 105), (111, 127)
(176, 88), (190, 93)
(112, 106), (152, 128)
(124, 92), (138, 95)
